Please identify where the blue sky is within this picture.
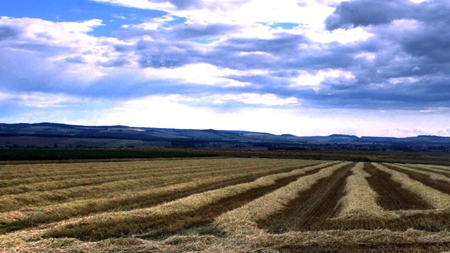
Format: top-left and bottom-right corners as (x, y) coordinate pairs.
(1, 0), (450, 137)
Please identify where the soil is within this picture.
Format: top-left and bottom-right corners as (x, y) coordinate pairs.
(277, 241), (450, 253)
(405, 165), (450, 178)
(257, 163), (355, 232)
(364, 163), (431, 210)
(56, 164), (331, 240)
(384, 164), (450, 195)
(142, 164), (331, 239)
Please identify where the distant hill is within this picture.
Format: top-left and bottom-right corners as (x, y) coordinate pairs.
(1, 122), (450, 152)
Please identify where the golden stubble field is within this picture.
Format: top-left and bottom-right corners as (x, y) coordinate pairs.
(0, 158), (450, 252)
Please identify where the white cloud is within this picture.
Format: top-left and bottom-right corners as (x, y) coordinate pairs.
(0, 92), (83, 108)
(89, 0), (369, 45)
(209, 93), (299, 106)
(143, 63), (253, 87)
(3, 0), (450, 138)
(0, 17), (139, 90)
(291, 69), (354, 87)
(0, 17), (103, 46)
(94, 97), (450, 137)
(16, 93), (82, 108)
(127, 15), (178, 30)
(388, 76), (419, 85)
(409, 0), (429, 3)
(355, 52), (376, 61)
(0, 92), (13, 101)
(90, 0), (174, 10)
(305, 27), (373, 43)
(419, 107), (450, 113)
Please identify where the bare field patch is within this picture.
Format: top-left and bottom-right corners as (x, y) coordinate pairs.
(1, 158), (450, 252)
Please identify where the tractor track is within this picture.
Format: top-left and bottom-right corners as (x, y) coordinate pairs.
(1, 164), (329, 232)
(257, 163), (355, 233)
(405, 165), (450, 178)
(47, 164), (330, 240)
(321, 209), (450, 231)
(364, 163), (430, 210)
(277, 241), (450, 253)
(384, 164), (450, 195)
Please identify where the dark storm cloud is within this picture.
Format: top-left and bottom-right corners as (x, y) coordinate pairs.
(132, 39), (202, 68)
(167, 0), (202, 10)
(170, 23), (236, 39)
(4, 0), (450, 112)
(116, 21), (239, 41)
(0, 26), (19, 41)
(97, 58), (130, 67)
(64, 56), (86, 64)
(312, 0), (450, 110)
(325, 0), (411, 30)
(218, 33), (310, 55)
(326, 0), (450, 30)
(199, 33), (314, 72)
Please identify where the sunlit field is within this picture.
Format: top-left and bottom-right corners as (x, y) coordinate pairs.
(1, 158), (450, 252)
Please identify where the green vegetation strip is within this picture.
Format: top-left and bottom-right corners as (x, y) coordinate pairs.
(0, 149), (217, 161)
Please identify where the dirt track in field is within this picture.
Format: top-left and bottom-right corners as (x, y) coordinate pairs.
(363, 163), (431, 210)
(277, 241), (450, 253)
(385, 164), (450, 195)
(257, 163), (355, 233)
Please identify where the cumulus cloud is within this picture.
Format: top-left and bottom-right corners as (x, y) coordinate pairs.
(0, 25), (19, 41)
(325, 0), (411, 30)
(1, 0), (450, 136)
(2, 0), (450, 111)
(309, 0), (450, 110)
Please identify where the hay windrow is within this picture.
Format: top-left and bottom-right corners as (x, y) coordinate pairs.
(374, 163), (450, 209)
(1, 159), (450, 252)
(214, 162), (351, 235)
(338, 162), (384, 218)
(393, 163), (450, 184)
(42, 161), (337, 240)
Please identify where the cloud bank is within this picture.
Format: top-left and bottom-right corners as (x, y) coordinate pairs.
(1, 0), (450, 137)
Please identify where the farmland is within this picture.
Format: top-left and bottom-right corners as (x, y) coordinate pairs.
(0, 158), (449, 252)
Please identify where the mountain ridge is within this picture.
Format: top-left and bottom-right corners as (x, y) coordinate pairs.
(1, 122), (450, 151)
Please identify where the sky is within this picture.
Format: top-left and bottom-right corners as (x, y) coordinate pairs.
(1, 0), (450, 137)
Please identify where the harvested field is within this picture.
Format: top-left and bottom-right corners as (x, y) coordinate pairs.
(277, 241), (450, 253)
(257, 162), (355, 232)
(404, 164), (450, 178)
(384, 164), (450, 194)
(363, 163), (430, 210)
(1, 158), (450, 252)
